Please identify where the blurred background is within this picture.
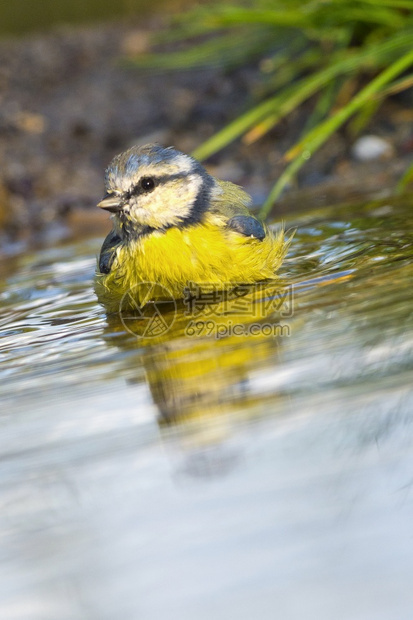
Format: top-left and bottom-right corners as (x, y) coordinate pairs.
(1, 3), (413, 620)
(1, 0), (413, 247)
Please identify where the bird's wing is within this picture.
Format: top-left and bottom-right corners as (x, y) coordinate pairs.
(98, 230), (121, 274)
(226, 214), (266, 240)
(209, 179), (266, 241)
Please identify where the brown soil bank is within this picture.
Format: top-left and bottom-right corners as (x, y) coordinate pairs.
(1, 20), (412, 247)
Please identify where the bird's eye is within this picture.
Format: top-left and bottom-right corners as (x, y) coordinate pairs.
(140, 177), (155, 192)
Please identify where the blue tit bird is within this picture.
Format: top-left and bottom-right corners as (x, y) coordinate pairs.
(95, 144), (288, 313)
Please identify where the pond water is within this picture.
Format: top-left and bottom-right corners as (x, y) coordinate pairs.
(1, 195), (412, 620)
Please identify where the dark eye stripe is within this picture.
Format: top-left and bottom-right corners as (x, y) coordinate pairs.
(127, 172), (191, 198)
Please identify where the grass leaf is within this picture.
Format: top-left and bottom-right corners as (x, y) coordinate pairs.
(259, 48), (413, 218)
(131, 1), (413, 217)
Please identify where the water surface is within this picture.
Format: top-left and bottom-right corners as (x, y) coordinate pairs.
(0, 196), (412, 619)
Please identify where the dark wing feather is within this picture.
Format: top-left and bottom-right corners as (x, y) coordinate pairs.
(226, 215), (266, 241)
(210, 179), (265, 240)
(98, 230), (121, 274)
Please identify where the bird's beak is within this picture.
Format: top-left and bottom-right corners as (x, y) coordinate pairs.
(97, 194), (123, 213)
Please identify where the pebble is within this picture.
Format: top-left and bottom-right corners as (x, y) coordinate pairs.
(352, 135), (394, 161)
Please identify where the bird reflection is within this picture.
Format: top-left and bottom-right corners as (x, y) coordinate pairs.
(102, 281), (292, 476)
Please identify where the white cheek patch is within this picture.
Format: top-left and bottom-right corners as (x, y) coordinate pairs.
(171, 154), (195, 175)
(179, 173), (204, 206)
(130, 173), (204, 228)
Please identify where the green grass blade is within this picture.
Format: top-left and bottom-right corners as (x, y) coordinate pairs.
(259, 48), (413, 218)
(198, 7), (311, 29)
(396, 160), (413, 193)
(349, 98), (382, 136)
(325, 6), (405, 28)
(372, 73), (413, 98)
(193, 31), (413, 160)
(342, 0), (413, 9)
(127, 29), (275, 70)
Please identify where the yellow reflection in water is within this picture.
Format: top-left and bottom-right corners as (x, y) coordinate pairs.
(104, 281), (293, 448)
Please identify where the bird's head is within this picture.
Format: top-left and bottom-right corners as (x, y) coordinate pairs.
(98, 144), (215, 237)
